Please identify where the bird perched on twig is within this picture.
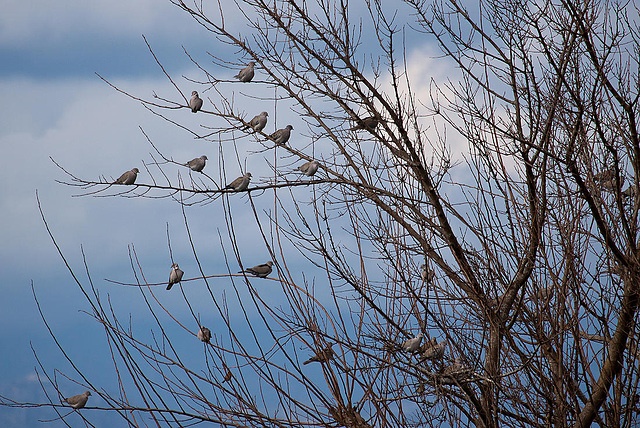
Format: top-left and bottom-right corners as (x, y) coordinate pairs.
(223, 366), (233, 383)
(402, 332), (423, 353)
(197, 326), (211, 343)
(189, 91), (203, 113)
(63, 391), (91, 409)
(421, 338), (447, 361)
(114, 168), (139, 185)
(303, 342), (334, 365)
(186, 155), (208, 172)
(235, 62), (256, 82)
(245, 111), (268, 132)
(167, 263), (184, 290)
(442, 357), (471, 383)
(297, 160), (320, 177)
(349, 115), (379, 132)
(225, 173), (252, 192)
(269, 125), (293, 145)
(420, 264), (435, 283)
(239, 261), (273, 278)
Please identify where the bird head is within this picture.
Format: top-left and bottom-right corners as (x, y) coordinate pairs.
(201, 155), (208, 160)
(192, 91), (199, 96)
(132, 168), (140, 173)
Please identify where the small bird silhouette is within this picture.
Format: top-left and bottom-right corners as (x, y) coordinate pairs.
(349, 115), (379, 131)
(197, 326), (211, 343)
(225, 173), (252, 192)
(189, 91), (203, 113)
(269, 125), (294, 145)
(63, 391), (91, 409)
(303, 342), (334, 365)
(114, 168), (139, 185)
(186, 155), (208, 172)
(240, 261), (273, 278)
(235, 62), (256, 82)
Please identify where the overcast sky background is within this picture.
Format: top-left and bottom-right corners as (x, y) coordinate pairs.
(0, 1), (455, 425)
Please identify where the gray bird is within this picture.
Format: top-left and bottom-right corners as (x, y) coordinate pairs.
(442, 357), (471, 382)
(197, 326), (211, 343)
(269, 125), (293, 145)
(402, 332), (423, 353)
(297, 160), (320, 177)
(245, 111), (269, 132)
(349, 115), (379, 131)
(189, 91), (203, 113)
(186, 155), (208, 172)
(225, 173), (252, 192)
(63, 390), (91, 409)
(303, 342), (334, 365)
(420, 264), (435, 283)
(240, 261), (273, 278)
(422, 338), (447, 361)
(114, 168), (139, 185)
(234, 62), (256, 82)
(167, 263), (184, 290)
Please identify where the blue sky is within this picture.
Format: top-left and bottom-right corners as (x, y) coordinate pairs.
(0, 1), (452, 425)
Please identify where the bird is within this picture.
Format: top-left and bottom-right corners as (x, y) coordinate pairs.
(225, 173), (252, 192)
(234, 62), (256, 82)
(442, 357), (470, 382)
(303, 342), (334, 365)
(223, 366), (233, 383)
(245, 111), (269, 132)
(197, 326), (211, 343)
(167, 263), (184, 290)
(297, 160), (320, 177)
(420, 264), (435, 283)
(269, 125), (293, 145)
(349, 115), (379, 131)
(114, 168), (139, 185)
(594, 168), (622, 191)
(189, 91), (203, 113)
(63, 391), (91, 409)
(422, 338), (447, 361)
(240, 261), (273, 278)
(402, 332), (423, 353)
(186, 155), (208, 172)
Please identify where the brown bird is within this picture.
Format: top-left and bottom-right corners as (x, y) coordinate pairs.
(189, 91), (203, 113)
(225, 173), (252, 192)
(114, 168), (139, 185)
(63, 390), (91, 409)
(297, 160), (320, 177)
(240, 261), (273, 278)
(197, 326), (211, 343)
(186, 155), (208, 172)
(349, 115), (379, 131)
(303, 342), (334, 365)
(167, 263), (184, 290)
(422, 338), (447, 361)
(223, 366), (233, 383)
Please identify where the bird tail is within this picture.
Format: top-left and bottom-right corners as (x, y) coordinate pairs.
(166, 283), (173, 291)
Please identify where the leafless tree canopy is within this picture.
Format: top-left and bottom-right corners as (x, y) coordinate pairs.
(4, 0), (640, 427)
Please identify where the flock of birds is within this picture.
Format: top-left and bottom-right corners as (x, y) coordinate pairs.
(64, 61), (402, 409)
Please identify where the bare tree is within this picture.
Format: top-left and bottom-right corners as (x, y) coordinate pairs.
(3, 0), (640, 426)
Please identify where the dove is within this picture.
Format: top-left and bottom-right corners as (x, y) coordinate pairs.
(245, 111), (269, 132)
(297, 160), (320, 177)
(197, 326), (211, 343)
(189, 91), (203, 113)
(225, 173), (252, 192)
(234, 62), (256, 82)
(402, 332), (423, 353)
(420, 264), (435, 283)
(349, 115), (379, 131)
(442, 357), (471, 382)
(269, 125), (293, 145)
(167, 263), (184, 290)
(422, 338), (447, 361)
(303, 342), (334, 365)
(114, 168), (139, 185)
(63, 390), (91, 409)
(240, 261), (273, 278)
(186, 155), (208, 172)
(223, 366), (233, 383)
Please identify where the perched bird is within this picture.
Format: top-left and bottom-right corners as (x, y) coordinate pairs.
(442, 357), (471, 382)
(297, 160), (320, 177)
(186, 155), (208, 172)
(420, 264), (435, 283)
(189, 91), (203, 113)
(225, 173), (252, 192)
(63, 391), (91, 409)
(167, 263), (184, 290)
(349, 115), (379, 131)
(114, 168), (139, 185)
(223, 366), (233, 383)
(402, 332), (423, 353)
(245, 111), (269, 132)
(240, 261), (273, 278)
(197, 326), (211, 343)
(303, 342), (334, 365)
(594, 168), (622, 191)
(234, 62), (256, 82)
(269, 125), (294, 145)
(422, 338), (447, 361)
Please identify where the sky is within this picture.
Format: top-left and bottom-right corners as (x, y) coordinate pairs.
(0, 1), (452, 426)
